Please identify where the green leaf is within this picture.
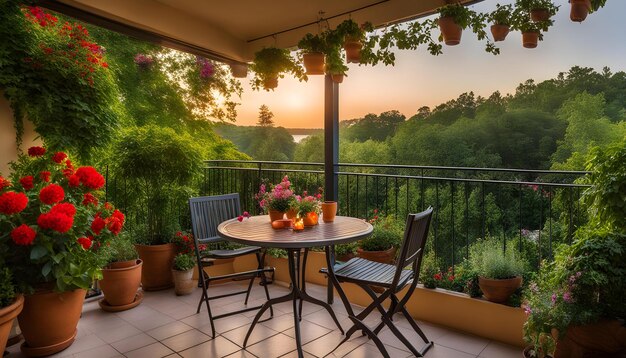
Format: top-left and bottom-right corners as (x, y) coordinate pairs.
(30, 245), (48, 260)
(41, 262), (52, 277)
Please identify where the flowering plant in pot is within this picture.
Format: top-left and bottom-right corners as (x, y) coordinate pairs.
(0, 146), (124, 355)
(357, 213), (403, 264)
(294, 189), (323, 226)
(256, 176), (296, 222)
(98, 234), (142, 311)
(171, 231), (205, 296)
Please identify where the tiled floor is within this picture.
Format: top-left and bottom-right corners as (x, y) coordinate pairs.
(5, 281), (523, 358)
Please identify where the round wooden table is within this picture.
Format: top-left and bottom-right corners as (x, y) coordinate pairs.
(217, 215), (373, 358)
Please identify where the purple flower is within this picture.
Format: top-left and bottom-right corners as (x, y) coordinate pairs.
(196, 56), (214, 79)
(524, 306), (532, 315)
(134, 53), (154, 68)
(551, 293), (557, 304)
(563, 292), (573, 303)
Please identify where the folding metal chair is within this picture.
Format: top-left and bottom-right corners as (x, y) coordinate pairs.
(324, 207), (434, 358)
(189, 193), (275, 338)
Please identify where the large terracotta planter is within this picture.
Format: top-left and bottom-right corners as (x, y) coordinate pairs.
(172, 269), (195, 295)
(490, 24), (510, 42)
(18, 288), (85, 357)
(0, 295), (24, 354)
(478, 276), (522, 303)
(302, 52), (325, 75)
(522, 32), (539, 49)
(269, 210), (285, 222)
(554, 319), (626, 358)
(438, 17), (462, 45)
(321, 201), (337, 222)
(569, 0), (591, 22)
(530, 8), (550, 22)
(136, 243), (176, 291)
(100, 259), (143, 307)
(344, 39), (363, 63)
(357, 247), (397, 264)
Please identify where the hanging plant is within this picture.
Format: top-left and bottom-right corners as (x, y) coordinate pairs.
(335, 19), (372, 64)
(516, 0), (560, 23)
(437, 3), (471, 46)
(297, 33), (326, 75)
(250, 47), (306, 91)
(325, 49), (348, 84)
(488, 4), (514, 42)
(513, 12), (545, 49)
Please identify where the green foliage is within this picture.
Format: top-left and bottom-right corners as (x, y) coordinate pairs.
(173, 253), (195, 271)
(215, 124), (296, 161)
(341, 111), (405, 142)
(359, 215), (403, 252)
(469, 238), (527, 279)
(335, 19), (372, 42)
(0, 268), (15, 307)
(297, 33), (327, 53)
(489, 4), (514, 25)
(111, 125), (202, 245)
(257, 105), (274, 127)
(102, 234), (137, 264)
(251, 48), (307, 91)
(0, 3), (120, 160)
(438, 3), (473, 29)
(294, 135), (324, 163)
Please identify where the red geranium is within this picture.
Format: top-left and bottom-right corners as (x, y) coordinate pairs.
(20, 176), (34, 190)
(39, 184), (65, 204)
(0, 176), (11, 190)
(40, 171), (51, 182)
(52, 152), (68, 164)
(50, 202), (76, 217)
(37, 210), (74, 233)
(77, 237), (92, 250)
(0, 191), (28, 215)
(11, 224), (37, 246)
(82, 193), (98, 206)
(91, 215), (105, 235)
(27, 146), (46, 157)
(68, 174), (80, 187)
(105, 209), (124, 235)
(74, 166), (105, 189)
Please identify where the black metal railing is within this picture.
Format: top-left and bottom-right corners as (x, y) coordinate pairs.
(202, 160), (590, 270)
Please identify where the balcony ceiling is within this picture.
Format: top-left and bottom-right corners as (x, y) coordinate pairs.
(42, 0), (481, 64)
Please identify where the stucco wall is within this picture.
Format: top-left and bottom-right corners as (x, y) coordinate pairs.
(0, 94), (42, 175)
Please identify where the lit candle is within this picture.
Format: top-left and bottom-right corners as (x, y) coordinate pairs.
(293, 216), (304, 231)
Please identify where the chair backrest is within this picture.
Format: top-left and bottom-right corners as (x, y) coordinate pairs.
(392, 207), (433, 287)
(189, 193), (241, 245)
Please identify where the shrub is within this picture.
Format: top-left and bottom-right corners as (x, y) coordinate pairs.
(102, 234), (137, 264)
(469, 238), (527, 279)
(359, 215), (404, 252)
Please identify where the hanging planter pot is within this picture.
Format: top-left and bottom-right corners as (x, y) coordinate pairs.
(522, 31), (540, 48)
(438, 17), (463, 46)
(302, 52), (325, 75)
(530, 8), (551, 22)
(343, 39), (363, 63)
(331, 74), (344, 84)
(570, 0), (592, 22)
(490, 24), (510, 42)
(263, 76), (279, 90)
(229, 63), (248, 78)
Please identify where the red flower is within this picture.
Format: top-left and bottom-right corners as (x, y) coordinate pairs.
(105, 210), (124, 235)
(74, 166), (104, 189)
(77, 237), (92, 250)
(62, 168), (74, 179)
(37, 211), (74, 233)
(104, 202), (113, 210)
(20, 176), (34, 190)
(39, 184), (65, 205)
(0, 192), (28, 215)
(0, 176), (11, 190)
(50, 202), (76, 217)
(27, 146), (46, 157)
(11, 224), (36, 246)
(68, 175), (80, 187)
(82, 193), (98, 206)
(91, 215), (105, 235)
(65, 159), (73, 169)
(52, 152), (68, 164)
(433, 272), (443, 281)
(40, 171), (51, 182)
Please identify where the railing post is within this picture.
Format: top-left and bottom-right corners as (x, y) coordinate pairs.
(324, 74), (339, 304)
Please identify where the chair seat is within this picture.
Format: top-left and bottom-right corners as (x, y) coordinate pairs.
(323, 257), (413, 288)
(204, 246), (261, 259)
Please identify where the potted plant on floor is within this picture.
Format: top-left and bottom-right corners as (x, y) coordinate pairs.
(251, 47), (307, 91)
(171, 231), (203, 296)
(357, 214), (403, 264)
(111, 125), (203, 291)
(469, 238), (526, 304)
(0, 147), (124, 356)
(488, 4), (513, 42)
(0, 268), (23, 354)
(523, 142), (626, 358)
(98, 234), (143, 312)
(298, 33), (326, 75)
(256, 176), (296, 222)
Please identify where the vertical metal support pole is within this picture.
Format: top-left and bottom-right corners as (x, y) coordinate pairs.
(324, 74), (339, 304)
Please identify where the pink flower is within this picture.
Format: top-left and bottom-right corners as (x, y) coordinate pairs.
(524, 306), (532, 315)
(237, 215), (244, 222)
(551, 293), (557, 304)
(563, 292), (573, 303)
(243, 211), (250, 218)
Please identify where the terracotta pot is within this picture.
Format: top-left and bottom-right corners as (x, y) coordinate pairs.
(0, 295), (24, 354)
(172, 269), (195, 296)
(344, 40), (363, 63)
(554, 319), (626, 358)
(303, 212), (319, 226)
(136, 243), (176, 291)
(286, 209), (297, 220)
(478, 276), (522, 303)
(490, 24), (510, 42)
(522, 32), (539, 49)
(263, 77), (278, 90)
(321, 201), (337, 223)
(438, 17), (462, 46)
(530, 8), (550, 22)
(357, 247), (397, 264)
(229, 63), (248, 78)
(302, 52), (325, 75)
(18, 289), (85, 356)
(269, 210), (285, 222)
(570, 0), (591, 22)
(331, 74), (344, 84)
(100, 259), (143, 307)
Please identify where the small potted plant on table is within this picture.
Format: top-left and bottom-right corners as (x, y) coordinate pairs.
(294, 189), (323, 226)
(257, 176), (296, 222)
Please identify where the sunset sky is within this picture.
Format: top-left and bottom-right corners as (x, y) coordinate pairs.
(232, 0), (626, 128)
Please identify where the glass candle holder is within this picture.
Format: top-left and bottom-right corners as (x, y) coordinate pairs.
(293, 217), (305, 231)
